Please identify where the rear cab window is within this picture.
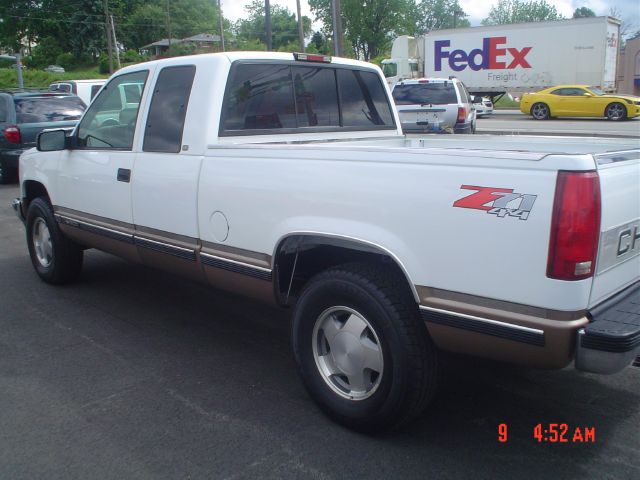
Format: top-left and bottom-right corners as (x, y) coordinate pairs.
(221, 61), (395, 136)
(14, 96), (85, 124)
(392, 82), (457, 105)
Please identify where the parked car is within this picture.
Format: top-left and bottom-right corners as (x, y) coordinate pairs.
(520, 85), (640, 121)
(14, 52), (640, 432)
(49, 79), (106, 106)
(0, 91), (85, 183)
(391, 77), (476, 133)
(44, 65), (65, 73)
(473, 96), (494, 117)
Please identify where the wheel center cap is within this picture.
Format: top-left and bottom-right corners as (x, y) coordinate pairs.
(331, 332), (364, 375)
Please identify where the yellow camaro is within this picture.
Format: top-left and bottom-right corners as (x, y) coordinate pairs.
(520, 85), (640, 121)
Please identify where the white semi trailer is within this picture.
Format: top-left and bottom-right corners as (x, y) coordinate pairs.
(382, 16), (620, 99)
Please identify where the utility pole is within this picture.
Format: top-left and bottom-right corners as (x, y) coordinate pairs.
(0, 54), (23, 88)
(331, 0), (343, 56)
(296, 0), (304, 52)
(110, 14), (120, 70)
(218, 0), (225, 52)
(265, 0), (272, 51)
(166, 0), (172, 55)
(102, 0), (114, 73)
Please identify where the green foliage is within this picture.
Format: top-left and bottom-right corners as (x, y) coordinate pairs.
(165, 42), (197, 57)
(412, 0), (470, 34)
(309, 0), (416, 61)
(572, 7), (596, 18)
(122, 50), (143, 63)
(309, 31), (330, 54)
(482, 0), (564, 25)
(0, 66), (108, 89)
(30, 36), (63, 69)
(55, 53), (76, 70)
(98, 54), (110, 75)
(235, 0), (312, 51)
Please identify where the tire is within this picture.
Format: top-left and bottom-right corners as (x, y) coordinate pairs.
(292, 263), (439, 432)
(26, 197), (83, 284)
(531, 102), (550, 120)
(605, 102), (626, 121)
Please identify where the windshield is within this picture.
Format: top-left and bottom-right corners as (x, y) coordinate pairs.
(587, 87), (605, 96)
(392, 82), (457, 105)
(382, 62), (397, 78)
(14, 96), (86, 124)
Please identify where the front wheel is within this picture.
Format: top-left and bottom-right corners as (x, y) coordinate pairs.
(26, 197), (83, 284)
(292, 263), (439, 432)
(531, 102), (550, 120)
(605, 102), (626, 121)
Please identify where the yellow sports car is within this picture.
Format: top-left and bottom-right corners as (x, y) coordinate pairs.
(520, 85), (640, 121)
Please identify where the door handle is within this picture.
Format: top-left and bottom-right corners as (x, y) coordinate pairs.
(117, 168), (131, 183)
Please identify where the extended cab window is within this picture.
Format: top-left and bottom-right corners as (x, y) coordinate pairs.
(76, 70), (148, 149)
(221, 62), (395, 135)
(143, 65), (196, 153)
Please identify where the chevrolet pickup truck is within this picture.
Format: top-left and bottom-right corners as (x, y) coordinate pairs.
(12, 52), (640, 432)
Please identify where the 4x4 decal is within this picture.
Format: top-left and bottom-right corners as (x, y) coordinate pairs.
(453, 185), (537, 220)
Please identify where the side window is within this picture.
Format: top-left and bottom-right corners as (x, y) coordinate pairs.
(337, 69), (394, 127)
(458, 83), (470, 103)
(292, 66), (339, 127)
(143, 65), (196, 153)
(76, 70), (148, 150)
(223, 64), (295, 131)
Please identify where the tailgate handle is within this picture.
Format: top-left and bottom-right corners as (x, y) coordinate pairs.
(117, 168), (131, 183)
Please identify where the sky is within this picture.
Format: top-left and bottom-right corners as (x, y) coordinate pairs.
(221, 0), (639, 33)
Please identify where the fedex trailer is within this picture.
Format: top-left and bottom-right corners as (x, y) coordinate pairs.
(382, 16), (620, 99)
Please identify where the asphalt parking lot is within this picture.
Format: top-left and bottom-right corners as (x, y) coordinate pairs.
(1, 166), (639, 478)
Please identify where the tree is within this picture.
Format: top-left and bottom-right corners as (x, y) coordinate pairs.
(610, 6), (638, 40)
(412, 0), (470, 34)
(482, 0), (564, 25)
(572, 7), (596, 18)
(309, 0), (415, 61)
(234, 0), (311, 52)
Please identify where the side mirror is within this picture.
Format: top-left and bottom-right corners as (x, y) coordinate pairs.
(583, 92), (593, 97)
(37, 129), (67, 151)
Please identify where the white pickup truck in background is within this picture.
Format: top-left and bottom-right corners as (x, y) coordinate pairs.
(13, 52), (640, 432)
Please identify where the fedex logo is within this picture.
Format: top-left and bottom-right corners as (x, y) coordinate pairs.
(434, 37), (532, 72)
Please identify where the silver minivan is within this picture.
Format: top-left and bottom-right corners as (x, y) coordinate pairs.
(391, 78), (476, 134)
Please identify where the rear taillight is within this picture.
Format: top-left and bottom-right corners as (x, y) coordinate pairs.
(547, 171), (601, 280)
(456, 107), (466, 123)
(3, 125), (21, 144)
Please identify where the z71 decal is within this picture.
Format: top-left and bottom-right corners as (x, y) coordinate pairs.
(453, 185), (537, 220)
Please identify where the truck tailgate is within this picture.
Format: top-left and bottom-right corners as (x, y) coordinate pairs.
(590, 150), (640, 308)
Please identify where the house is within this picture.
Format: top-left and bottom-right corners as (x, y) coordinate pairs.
(140, 38), (183, 57)
(181, 33), (222, 53)
(141, 34), (222, 58)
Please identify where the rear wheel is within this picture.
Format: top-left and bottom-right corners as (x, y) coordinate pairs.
(292, 263), (439, 432)
(531, 102), (550, 120)
(605, 102), (626, 121)
(26, 197), (83, 284)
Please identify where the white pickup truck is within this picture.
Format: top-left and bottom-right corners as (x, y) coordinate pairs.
(12, 52), (640, 432)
